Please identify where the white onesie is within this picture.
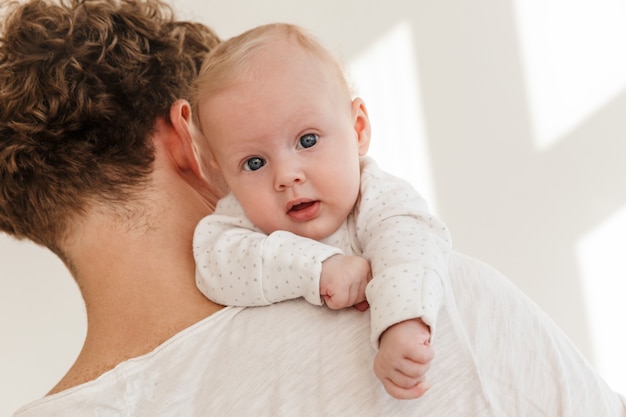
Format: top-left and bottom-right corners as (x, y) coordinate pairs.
(193, 156), (451, 346)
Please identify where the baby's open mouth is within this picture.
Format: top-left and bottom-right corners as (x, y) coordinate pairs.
(286, 200), (321, 221)
(289, 201), (315, 212)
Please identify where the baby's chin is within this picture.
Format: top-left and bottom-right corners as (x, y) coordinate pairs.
(260, 221), (342, 242)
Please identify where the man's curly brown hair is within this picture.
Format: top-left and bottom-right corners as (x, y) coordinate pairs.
(0, 0), (219, 253)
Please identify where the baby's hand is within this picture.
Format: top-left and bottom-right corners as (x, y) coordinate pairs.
(373, 318), (434, 400)
(320, 255), (371, 309)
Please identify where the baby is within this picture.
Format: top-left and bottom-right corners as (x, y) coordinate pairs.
(191, 23), (451, 398)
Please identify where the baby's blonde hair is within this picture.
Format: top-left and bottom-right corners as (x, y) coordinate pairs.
(192, 23), (351, 127)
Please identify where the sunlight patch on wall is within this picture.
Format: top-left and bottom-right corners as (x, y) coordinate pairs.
(512, 0), (626, 151)
(346, 21), (435, 212)
(576, 206), (626, 395)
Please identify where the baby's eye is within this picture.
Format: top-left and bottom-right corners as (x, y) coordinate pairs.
(297, 133), (318, 149)
(243, 156), (266, 171)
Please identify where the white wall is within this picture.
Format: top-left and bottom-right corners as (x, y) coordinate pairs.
(2, 0), (626, 415)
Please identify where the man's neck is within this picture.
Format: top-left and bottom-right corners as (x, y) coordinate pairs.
(49, 210), (222, 395)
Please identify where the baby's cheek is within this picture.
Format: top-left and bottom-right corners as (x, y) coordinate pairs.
(242, 201), (280, 235)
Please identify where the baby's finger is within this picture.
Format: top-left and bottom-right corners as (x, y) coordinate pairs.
(405, 342), (435, 366)
(397, 356), (432, 381)
(353, 300), (370, 311)
(325, 294), (350, 310)
(382, 379), (431, 400)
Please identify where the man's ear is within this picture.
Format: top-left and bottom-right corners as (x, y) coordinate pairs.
(169, 99), (203, 179)
(351, 97), (371, 156)
(170, 99), (229, 204)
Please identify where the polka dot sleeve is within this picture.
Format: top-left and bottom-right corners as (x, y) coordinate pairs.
(193, 193), (342, 307)
(356, 157), (452, 348)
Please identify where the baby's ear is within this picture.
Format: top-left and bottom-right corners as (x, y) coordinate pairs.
(351, 97), (371, 156)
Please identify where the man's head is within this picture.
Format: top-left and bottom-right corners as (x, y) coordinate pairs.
(0, 0), (219, 254)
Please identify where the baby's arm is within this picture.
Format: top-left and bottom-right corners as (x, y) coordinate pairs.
(355, 157), (452, 395)
(357, 157), (451, 343)
(194, 193), (367, 308)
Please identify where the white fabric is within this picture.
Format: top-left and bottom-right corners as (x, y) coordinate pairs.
(13, 252), (626, 417)
(194, 156), (451, 347)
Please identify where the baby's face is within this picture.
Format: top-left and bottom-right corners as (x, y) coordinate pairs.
(197, 40), (369, 240)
